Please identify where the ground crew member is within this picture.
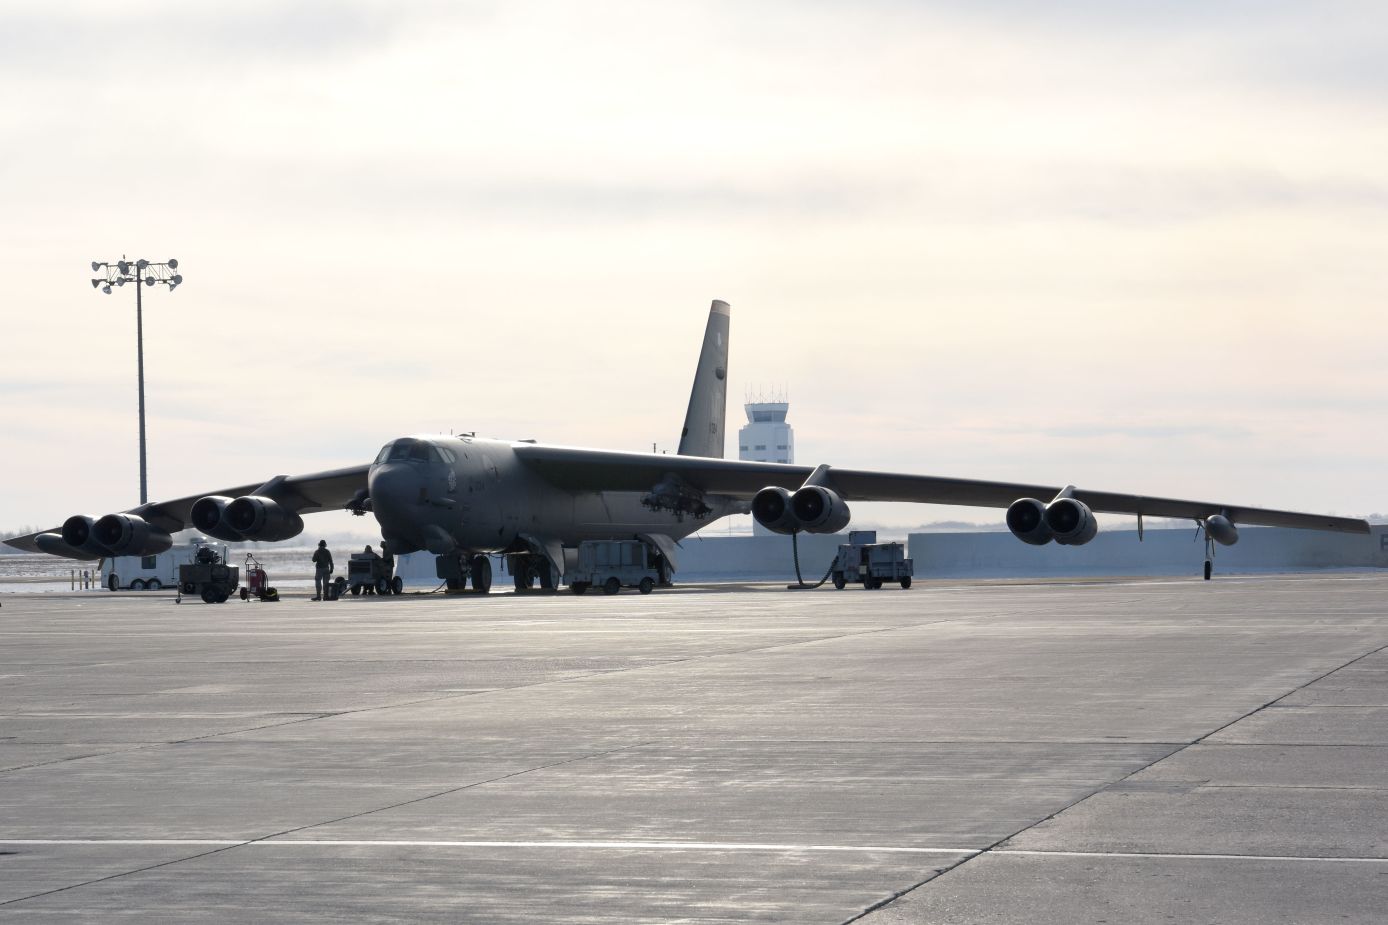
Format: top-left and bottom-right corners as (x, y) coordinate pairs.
(312, 540), (334, 600)
(363, 544), (378, 560)
(380, 540), (394, 574)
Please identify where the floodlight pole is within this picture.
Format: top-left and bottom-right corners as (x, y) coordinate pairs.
(90, 257), (183, 507)
(135, 261), (147, 505)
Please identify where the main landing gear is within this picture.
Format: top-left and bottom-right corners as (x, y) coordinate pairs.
(511, 553), (557, 593)
(435, 553), (493, 593)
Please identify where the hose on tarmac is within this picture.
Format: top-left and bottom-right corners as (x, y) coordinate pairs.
(788, 531), (836, 590)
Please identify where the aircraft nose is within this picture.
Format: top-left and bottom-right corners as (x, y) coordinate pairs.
(368, 463), (420, 530)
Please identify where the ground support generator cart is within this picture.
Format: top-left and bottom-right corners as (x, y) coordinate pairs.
(347, 553), (403, 596)
(567, 539), (662, 595)
(176, 547), (239, 604)
(830, 532), (913, 590)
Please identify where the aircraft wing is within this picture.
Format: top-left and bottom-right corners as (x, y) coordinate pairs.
(514, 444), (1368, 534)
(3, 464), (370, 554)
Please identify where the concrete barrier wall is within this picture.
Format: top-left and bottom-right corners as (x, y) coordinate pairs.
(907, 526), (1388, 578)
(392, 525), (1388, 586)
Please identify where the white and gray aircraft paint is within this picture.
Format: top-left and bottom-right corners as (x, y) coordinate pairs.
(5, 300), (1369, 588)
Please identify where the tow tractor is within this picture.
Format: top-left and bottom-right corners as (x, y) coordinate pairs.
(238, 553), (280, 602)
(176, 545), (239, 604)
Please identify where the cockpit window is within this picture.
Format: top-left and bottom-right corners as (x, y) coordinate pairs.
(376, 439), (450, 465)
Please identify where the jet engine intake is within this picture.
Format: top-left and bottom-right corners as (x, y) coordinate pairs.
(190, 496), (245, 542)
(224, 495), (304, 542)
(1204, 514), (1239, 546)
(750, 486), (799, 535)
(1006, 498), (1053, 546)
(790, 485), (851, 534)
(92, 513), (173, 557)
(1044, 497), (1099, 546)
(60, 515), (106, 555)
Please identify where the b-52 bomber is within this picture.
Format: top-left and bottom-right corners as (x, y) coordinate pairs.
(5, 300), (1368, 587)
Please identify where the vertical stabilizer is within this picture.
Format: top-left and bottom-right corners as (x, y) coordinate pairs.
(677, 300), (730, 458)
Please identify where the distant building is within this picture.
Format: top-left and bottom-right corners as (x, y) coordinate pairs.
(739, 397), (794, 535)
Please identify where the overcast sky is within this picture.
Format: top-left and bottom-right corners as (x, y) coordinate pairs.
(3, 0), (1386, 535)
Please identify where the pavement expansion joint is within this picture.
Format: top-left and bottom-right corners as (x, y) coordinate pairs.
(844, 640), (1388, 920)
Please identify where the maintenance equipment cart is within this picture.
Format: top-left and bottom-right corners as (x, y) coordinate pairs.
(568, 539), (661, 595)
(347, 552), (403, 596)
(176, 546), (240, 604)
(238, 553), (280, 602)
(830, 531), (913, 590)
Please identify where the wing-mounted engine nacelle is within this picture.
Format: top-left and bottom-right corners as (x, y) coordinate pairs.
(790, 485), (851, 534)
(190, 496), (245, 542)
(751, 486), (799, 534)
(1006, 498), (1053, 546)
(1044, 497), (1098, 546)
(224, 495), (304, 542)
(60, 515), (117, 557)
(1203, 514), (1239, 546)
(91, 513), (173, 557)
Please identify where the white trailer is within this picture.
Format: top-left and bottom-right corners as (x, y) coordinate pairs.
(101, 540), (228, 592)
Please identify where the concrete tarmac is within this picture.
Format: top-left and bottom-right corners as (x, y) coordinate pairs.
(0, 574), (1385, 922)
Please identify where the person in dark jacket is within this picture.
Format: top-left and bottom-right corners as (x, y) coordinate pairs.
(311, 540), (334, 600)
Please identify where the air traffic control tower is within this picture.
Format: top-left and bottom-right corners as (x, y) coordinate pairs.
(739, 396), (794, 535)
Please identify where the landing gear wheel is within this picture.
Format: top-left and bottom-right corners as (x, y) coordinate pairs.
(445, 577), (466, 592)
(514, 563), (533, 592)
(350, 583), (362, 596)
(376, 577), (390, 596)
(391, 576), (403, 596)
(570, 582), (589, 595)
(832, 572), (846, 590)
(200, 587), (218, 604)
(108, 574), (119, 592)
(1204, 560), (1213, 581)
(638, 577), (654, 595)
(470, 555), (492, 594)
(603, 577), (621, 596)
(899, 576), (912, 589)
(147, 579), (162, 591)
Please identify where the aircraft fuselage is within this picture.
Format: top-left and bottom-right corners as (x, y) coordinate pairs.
(367, 435), (738, 558)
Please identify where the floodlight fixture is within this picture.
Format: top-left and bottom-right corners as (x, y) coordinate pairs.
(88, 255), (186, 505)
